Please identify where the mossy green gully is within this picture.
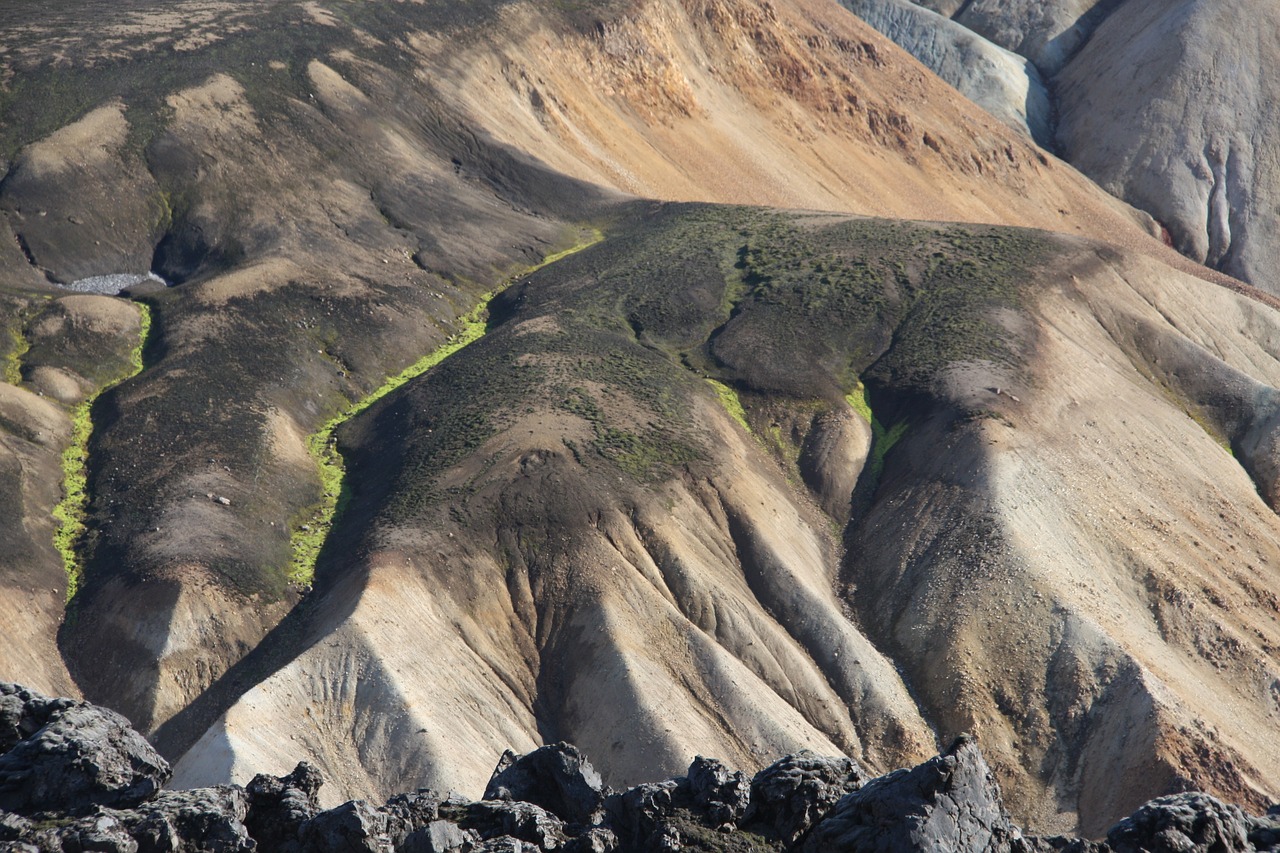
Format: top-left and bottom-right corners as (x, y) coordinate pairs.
(287, 228), (605, 586)
(55, 302), (152, 601)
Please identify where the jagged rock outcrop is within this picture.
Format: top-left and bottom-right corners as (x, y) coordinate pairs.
(0, 683), (170, 816)
(6, 693), (1280, 853)
(243, 761), (323, 850)
(743, 752), (866, 846)
(802, 735), (1023, 852)
(485, 743), (607, 827)
(1105, 793), (1254, 853)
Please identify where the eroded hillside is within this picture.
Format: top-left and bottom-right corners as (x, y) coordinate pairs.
(843, 0), (1280, 292)
(0, 0), (1278, 839)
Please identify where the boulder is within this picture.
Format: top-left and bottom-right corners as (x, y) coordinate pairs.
(687, 756), (751, 828)
(298, 799), (400, 853)
(0, 683), (170, 815)
(463, 800), (569, 849)
(613, 780), (687, 849)
(801, 735), (1022, 852)
(116, 785), (254, 853)
(1106, 792), (1252, 853)
(743, 751), (865, 845)
(484, 743), (606, 827)
(9, 811), (141, 853)
(401, 819), (474, 853)
(244, 761), (323, 851)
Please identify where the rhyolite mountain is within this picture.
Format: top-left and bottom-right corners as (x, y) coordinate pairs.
(847, 0), (1280, 291)
(0, 0), (1278, 842)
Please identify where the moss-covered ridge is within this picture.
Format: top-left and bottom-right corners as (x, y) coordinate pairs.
(348, 203), (1055, 528)
(287, 229), (604, 585)
(52, 303), (152, 600)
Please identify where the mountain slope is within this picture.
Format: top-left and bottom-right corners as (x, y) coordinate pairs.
(0, 0), (1185, 738)
(1, 0), (1278, 839)
(847, 0), (1280, 292)
(165, 205), (1280, 835)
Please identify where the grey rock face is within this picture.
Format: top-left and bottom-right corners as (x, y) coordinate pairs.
(743, 750), (865, 845)
(1055, 0), (1280, 290)
(0, 683), (171, 815)
(946, 0), (1120, 75)
(401, 819), (473, 853)
(464, 801), (569, 850)
(615, 779), (688, 848)
(1106, 792), (1252, 853)
(837, 0), (1053, 144)
(116, 785), (254, 853)
(485, 743), (606, 827)
(688, 756), (750, 828)
(563, 827), (619, 853)
(802, 735), (1022, 852)
(19, 812), (141, 852)
(244, 762), (323, 851)
(299, 799), (402, 853)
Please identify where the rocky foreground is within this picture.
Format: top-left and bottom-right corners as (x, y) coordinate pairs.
(3, 684), (1279, 852)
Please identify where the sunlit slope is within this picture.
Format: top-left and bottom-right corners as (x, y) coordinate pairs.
(0, 0), (1197, 739)
(167, 205), (1280, 835)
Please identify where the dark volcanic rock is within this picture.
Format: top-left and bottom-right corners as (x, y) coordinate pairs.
(299, 799), (402, 852)
(244, 761), (323, 851)
(485, 743), (606, 827)
(743, 751), (865, 845)
(801, 735), (1022, 852)
(0, 683), (170, 815)
(1107, 792), (1252, 853)
(116, 786), (253, 852)
(562, 827), (619, 853)
(17, 812), (141, 852)
(401, 818), (473, 853)
(615, 779), (689, 849)
(688, 756), (751, 828)
(8, 684), (1280, 853)
(463, 800), (569, 849)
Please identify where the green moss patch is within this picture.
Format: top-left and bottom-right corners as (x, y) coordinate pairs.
(707, 378), (751, 433)
(54, 302), (151, 600)
(3, 314), (30, 386)
(288, 229), (604, 584)
(337, 204), (1058, 539)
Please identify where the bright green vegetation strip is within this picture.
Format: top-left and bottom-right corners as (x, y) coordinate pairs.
(55, 303), (152, 601)
(846, 383), (906, 489)
(706, 379), (750, 433)
(288, 229), (604, 585)
(4, 319), (30, 386)
(845, 381), (873, 424)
